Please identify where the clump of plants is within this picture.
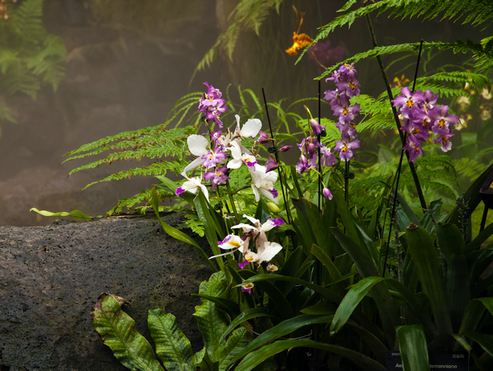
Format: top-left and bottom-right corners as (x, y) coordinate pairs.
(39, 0), (493, 370)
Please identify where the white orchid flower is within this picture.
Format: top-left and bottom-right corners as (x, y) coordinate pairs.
(209, 234), (247, 259)
(230, 214), (284, 266)
(226, 140), (257, 169)
(249, 164), (279, 204)
(234, 114), (262, 139)
(182, 135), (208, 175)
(175, 175), (209, 202)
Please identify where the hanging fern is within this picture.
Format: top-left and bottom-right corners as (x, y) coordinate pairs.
(308, 0), (493, 50)
(192, 0), (284, 81)
(0, 0), (67, 129)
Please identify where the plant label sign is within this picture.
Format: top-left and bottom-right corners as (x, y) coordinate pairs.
(386, 351), (469, 370)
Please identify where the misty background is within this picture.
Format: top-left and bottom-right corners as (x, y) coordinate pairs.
(0, 0), (486, 226)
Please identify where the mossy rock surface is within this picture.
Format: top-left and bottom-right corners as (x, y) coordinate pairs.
(0, 214), (213, 371)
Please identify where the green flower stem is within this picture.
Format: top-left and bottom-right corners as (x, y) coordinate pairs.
(364, 11), (427, 210)
(262, 88), (292, 224)
(226, 180), (240, 224)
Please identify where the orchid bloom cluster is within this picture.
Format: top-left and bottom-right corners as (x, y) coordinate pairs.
(197, 82), (228, 128)
(211, 214), (284, 270)
(324, 63), (361, 161)
(294, 117), (336, 200)
(392, 87), (459, 162)
(176, 82), (279, 205)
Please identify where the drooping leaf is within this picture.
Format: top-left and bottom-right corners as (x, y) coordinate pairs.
(396, 325), (430, 371)
(29, 207), (96, 221)
(235, 339), (386, 371)
(91, 293), (164, 371)
(147, 309), (194, 371)
(150, 186), (217, 272)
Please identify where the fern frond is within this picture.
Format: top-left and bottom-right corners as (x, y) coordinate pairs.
(64, 125), (195, 160)
(316, 41), (493, 80)
(181, 211), (205, 237)
(308, 0), (493, 53)
(10, 0), (45, 38)
(80, 161), (188, 190)
(192, 0), (283, 78)
(453, 157), (490, 182)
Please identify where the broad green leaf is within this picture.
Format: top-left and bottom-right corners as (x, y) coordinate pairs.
(331, 228), (378, 278)
(445, 253), (470, 332)
(218, 327), (252, 371)
(235, 339), (385, 371)
(193, 191), (225, 269)
(191, 294), (240, 315)
(330, 177), (363, 246)
(250, 278), (294, 320)
(311, 244), (342, 282)
(149, 186), (217, 272)
(224, 315), (334, 370)
(384, 280), (438, 339)
(276, 246), (303, 296)
(147, 309), (194, 371)
(460, 298), (493, 334)
(292, 198), (333, 255)
(29, 207), (95, 221)
(240, 274), (341, 304)
(347, 319), (389, 364)
(332, 228), (401, 347)
(220, 308), (275, 343)
(331, 276), (386, 335)
(396, 325), (430, 371)
(91, 294), (164, 371)
(465, 223), (493, 254)
(405, 225), (453, 334)
(437, 223), (464, 263)
(193, 271), (230, 363)
(300, 301), (336, 315)
(469, 248), (493, 284)
(463, 332), (493, 356)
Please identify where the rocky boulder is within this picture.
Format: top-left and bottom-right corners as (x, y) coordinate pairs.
(0, 214), (214, 371)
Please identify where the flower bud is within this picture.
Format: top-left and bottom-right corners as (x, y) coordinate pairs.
(266, 202), (280, 214)
(323, 188), (333, 200)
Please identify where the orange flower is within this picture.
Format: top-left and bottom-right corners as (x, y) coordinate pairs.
(285, 32), (313, 55)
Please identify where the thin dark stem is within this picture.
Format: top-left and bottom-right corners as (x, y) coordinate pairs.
(382, 146), (405, 278)
(345, 160), (350, 203)
(364, 13), (427, 210)
(262, 88), (292, 224)
(318, 80), (322, 210)
(381, 38), (424, 277)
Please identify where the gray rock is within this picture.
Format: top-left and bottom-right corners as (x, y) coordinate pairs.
(0, 214), (214, 371)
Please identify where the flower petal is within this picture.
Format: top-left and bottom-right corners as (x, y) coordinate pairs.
(188, 135), (209, 157)
(240, 118), (262, 138)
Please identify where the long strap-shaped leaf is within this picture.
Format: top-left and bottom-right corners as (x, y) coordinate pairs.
(148, 309), (195, 371)
(234, 339), (385, 371)
(405, 224), (453, 335)
(396, 325), (430, 371)
(331, 229), (400, 347)
(150, 186), (217, 272)
(225, 314), (334, 369)
(92, 293), (164, 371)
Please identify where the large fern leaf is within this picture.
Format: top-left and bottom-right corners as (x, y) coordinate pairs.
(148, 309), (195, 371)
(92, 293), (165, 371)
